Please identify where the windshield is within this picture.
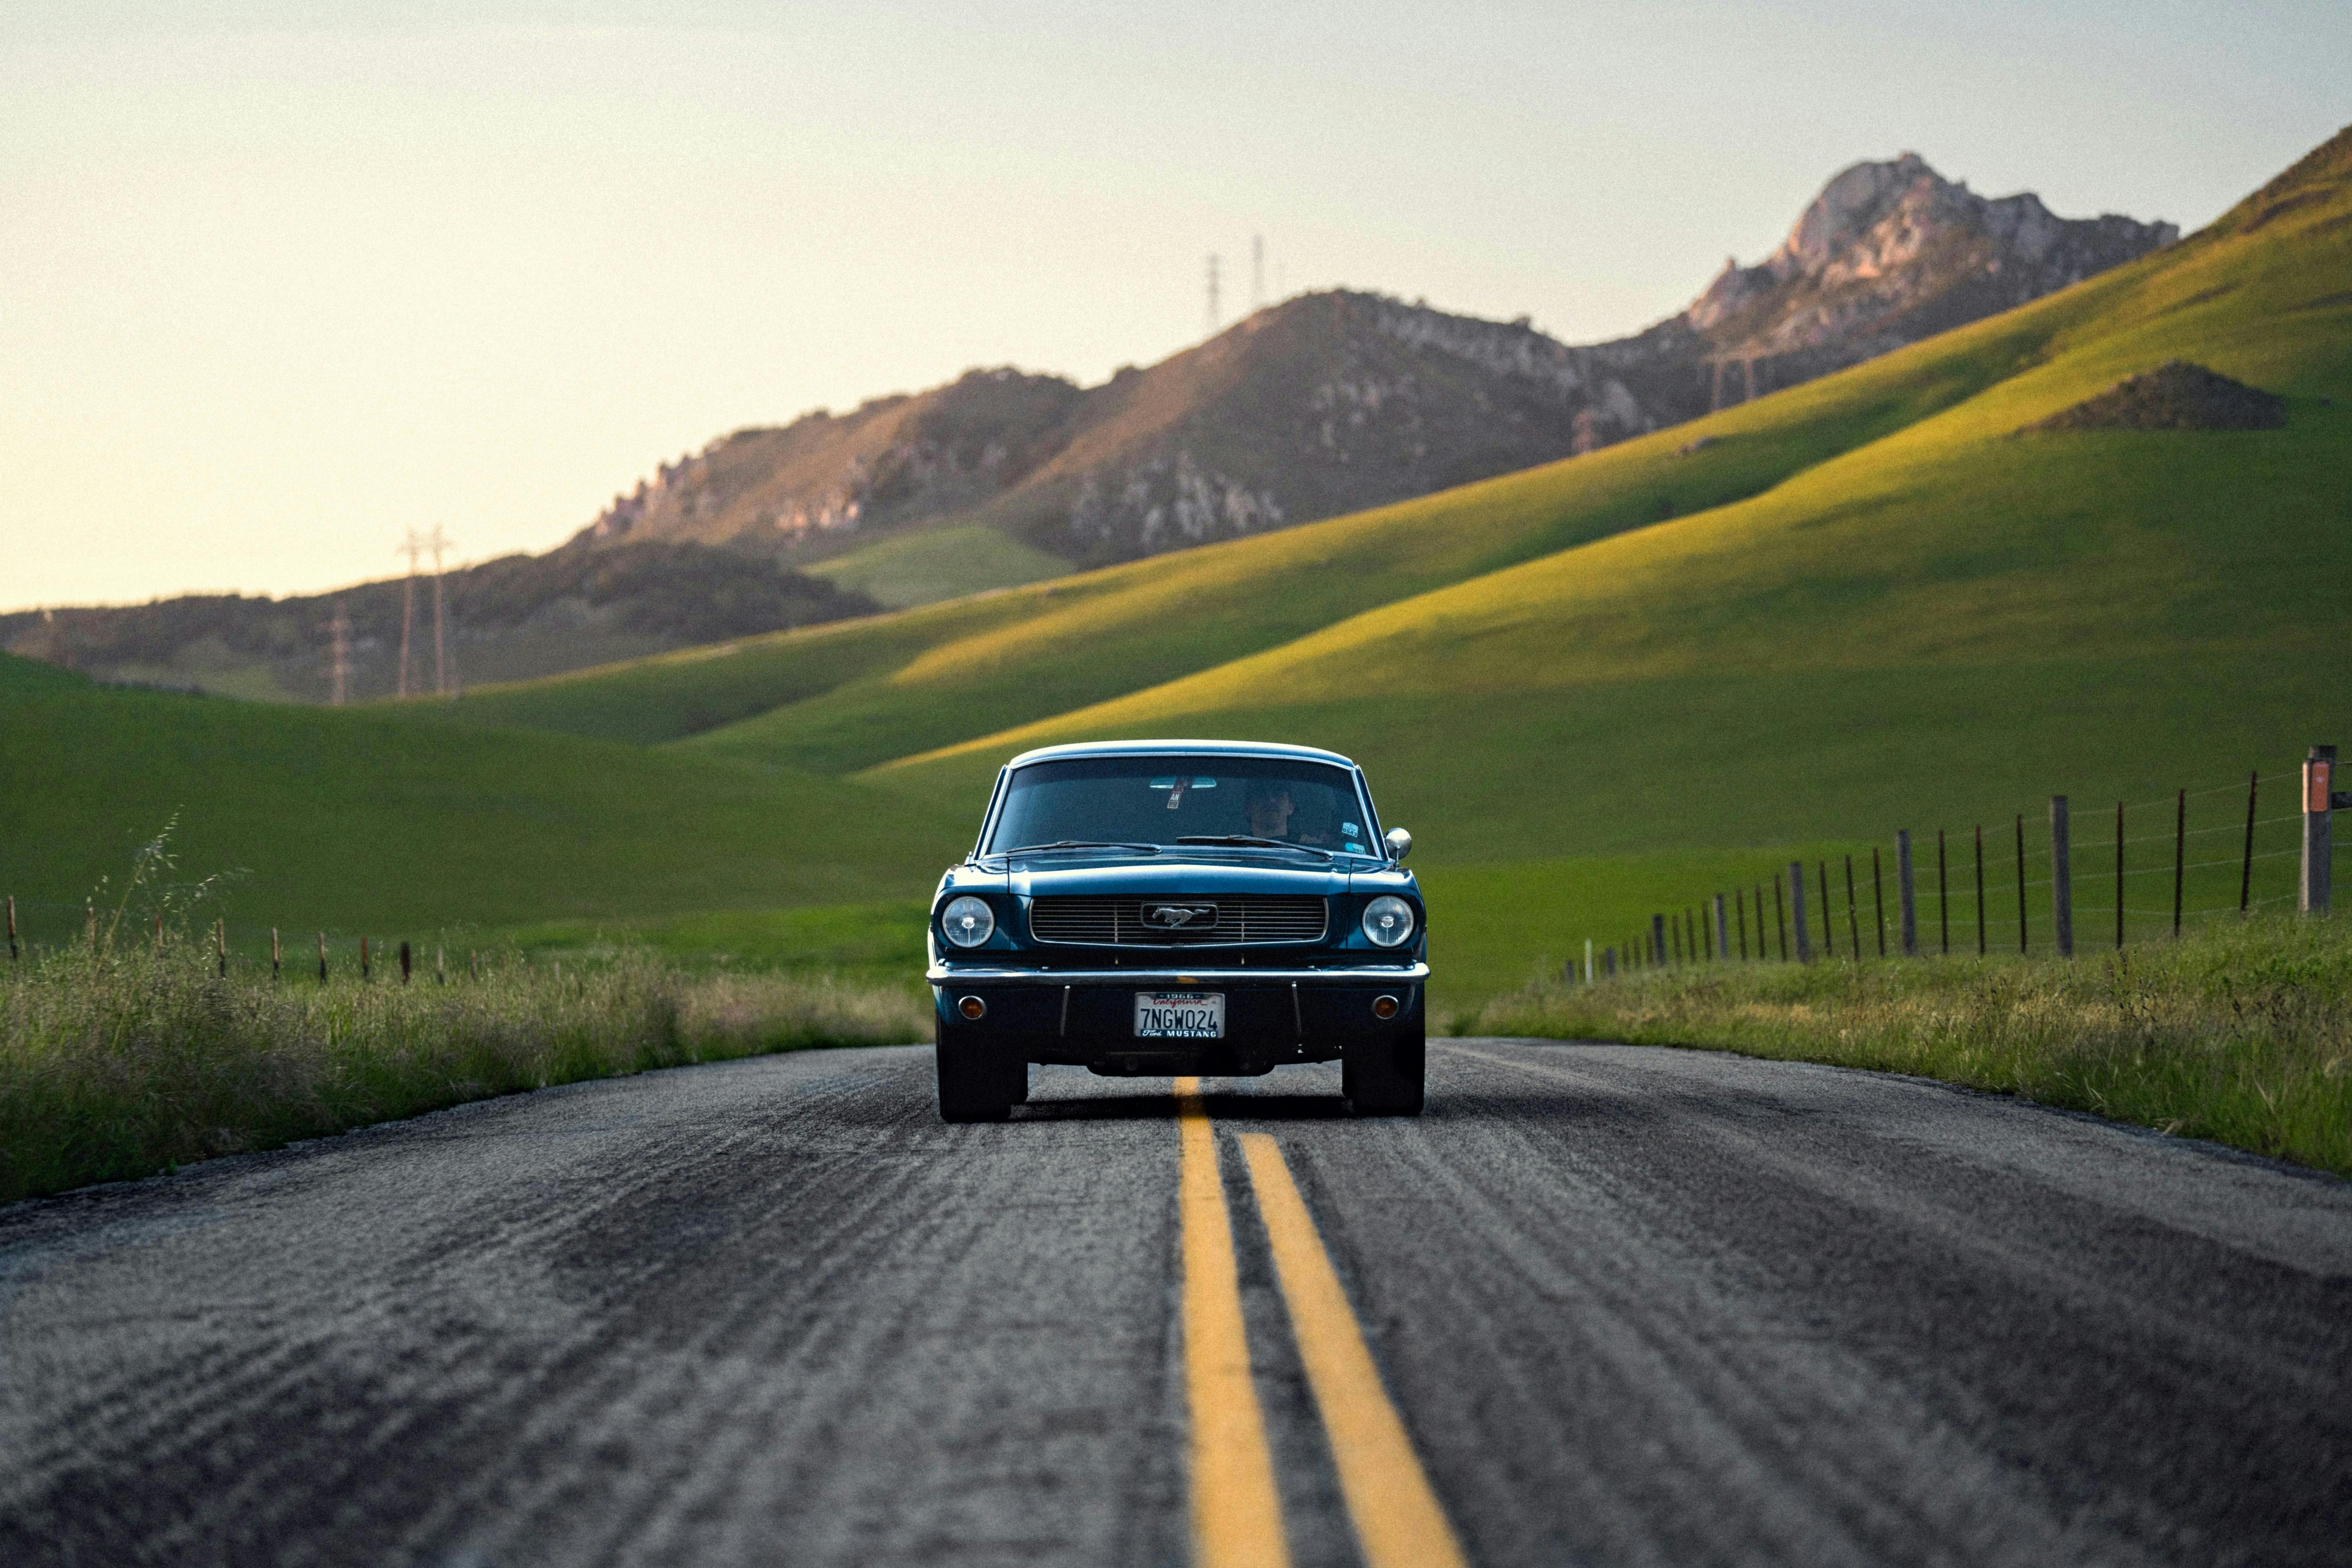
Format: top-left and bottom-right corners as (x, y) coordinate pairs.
(986, 756), (1376, 857)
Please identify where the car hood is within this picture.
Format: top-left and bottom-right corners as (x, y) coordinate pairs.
(939, 854), (1409, 900)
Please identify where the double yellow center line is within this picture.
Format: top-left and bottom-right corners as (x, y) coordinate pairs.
(1175, 1079), (1467, 1568)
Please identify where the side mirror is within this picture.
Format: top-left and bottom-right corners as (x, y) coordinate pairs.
(1383, 827), (1413, 863)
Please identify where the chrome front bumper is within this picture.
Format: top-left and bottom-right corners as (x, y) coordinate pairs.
(927, 962), (1429, 986)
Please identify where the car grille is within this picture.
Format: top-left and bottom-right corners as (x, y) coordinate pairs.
(1028, 894), (1328, 947)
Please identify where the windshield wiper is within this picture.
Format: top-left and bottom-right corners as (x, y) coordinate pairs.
(1174, 835), (1335, 860)
(998, 840), (1164, 855)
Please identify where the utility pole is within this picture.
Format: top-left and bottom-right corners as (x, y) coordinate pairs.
(328, 600), (350, 706)
(396, 530), (425, 698)
(1206, 253), (1221, 334)
(1251, 234), (1264, 312)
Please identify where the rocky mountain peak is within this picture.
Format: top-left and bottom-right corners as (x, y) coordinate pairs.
(1680, 153), (2177, 361)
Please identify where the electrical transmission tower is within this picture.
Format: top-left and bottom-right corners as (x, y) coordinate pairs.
(418, 524), (458, 696)
(395, 530), (426, 698)
(1206, 253), (1221, 334)
(328, 601), (351, 706)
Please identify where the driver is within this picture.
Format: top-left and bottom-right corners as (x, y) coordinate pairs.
(1245, 781), (1330, 845)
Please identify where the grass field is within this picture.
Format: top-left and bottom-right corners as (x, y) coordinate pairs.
(801, 524), (1072, 608)
(0, 654), (967, 950)
(494, 898), (934, 981)
(1470, 916), (2352, 1178)
(0, 937), (927, 1203)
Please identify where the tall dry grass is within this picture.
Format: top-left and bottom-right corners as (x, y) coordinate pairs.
(0, 942), (929, 1203)
(1466, 915), (2352, 1176)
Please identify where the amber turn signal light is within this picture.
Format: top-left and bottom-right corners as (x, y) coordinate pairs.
(958, 995), (987, 1020)
(1371, 995), (1400, 1020)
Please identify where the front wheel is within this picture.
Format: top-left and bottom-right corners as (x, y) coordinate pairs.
(936, 1027), (1023, 1122)
(1343, 1020), (1424, 1117)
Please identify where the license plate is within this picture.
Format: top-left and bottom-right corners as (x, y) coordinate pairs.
(1134, 992), (1225, 1039)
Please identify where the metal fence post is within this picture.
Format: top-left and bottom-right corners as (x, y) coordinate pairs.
(2050, 796), (2073, 958)
(1819, 861), (1834, 958)
(1897, 829), (1918, 956)
(1788, 862), (1811, 963)
(2304, 745), (2338, 915)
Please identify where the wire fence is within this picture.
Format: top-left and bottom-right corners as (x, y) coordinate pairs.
(1, 892), (479, 985)
(1587, 755), (2342, 977)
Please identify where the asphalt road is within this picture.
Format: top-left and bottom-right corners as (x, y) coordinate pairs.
(3, 1040), (2349, 1567)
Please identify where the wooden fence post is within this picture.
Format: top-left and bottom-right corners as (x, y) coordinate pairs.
(1898, 830), (1917, 957)
(1819, 861), (1834, 958)
(399, 940), (412, 985)
(1937, 829), (1949, 955)
(5, 895), (15, 963)
(2014, 814), (2029, 955)
(1835, 860), (1853, 959)
(2050, 796), (2073, 958)
(2114, 802), (2125, 950)
(1583, 938), (1594, 985)
(1872, 847), (1887, 957)
(2174, 787), (2187, 936)
(1973, 827), (1986, 955)
(1774, 876), (1788, 961)
(1603, 946), (1617, 977)
(361, 936), (371, 983)
(2303, 745), (2337, 915)
(2240, 771), (2258, 915)
(1653, 913), (1668, 967)
(215, 917), (227, 979)
(1789, 862), (1811, 962)
(1712, 893), (1728, 961)
(317, 931), (327, 984)
(272, 927), (281, 984)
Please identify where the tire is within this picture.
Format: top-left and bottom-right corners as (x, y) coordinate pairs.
(936, 1027), (1022, 1123)
(1343, 1018), (1425, 1117)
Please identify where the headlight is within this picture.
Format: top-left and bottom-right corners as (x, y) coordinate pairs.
(1361, 895), (1415, 948)
(939, 896), (996, 948)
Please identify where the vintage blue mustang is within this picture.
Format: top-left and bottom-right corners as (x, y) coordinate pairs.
(926, 739), (1428, 1121)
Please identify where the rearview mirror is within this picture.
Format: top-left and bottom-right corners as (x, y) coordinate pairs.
(1383, 827), (1412, 863)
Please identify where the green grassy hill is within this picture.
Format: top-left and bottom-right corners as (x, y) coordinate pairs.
(0, 653), (966, 952)
(863, 128), (2352, 1000)
(425, 300), (2081, 771)
(800, 525), (1071, 609)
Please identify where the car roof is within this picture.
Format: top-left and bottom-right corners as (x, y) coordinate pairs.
(1001, 738), (1359, 770)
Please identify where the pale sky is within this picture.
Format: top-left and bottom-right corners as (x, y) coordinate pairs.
(4, 1), (2344, 609)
